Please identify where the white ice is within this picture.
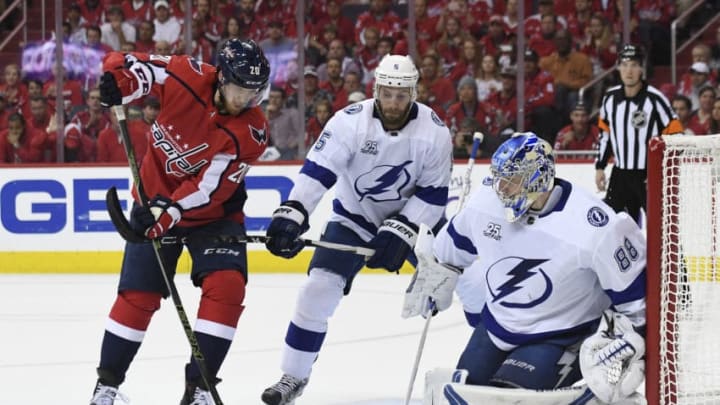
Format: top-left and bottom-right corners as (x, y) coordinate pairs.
(0, 273), (471, 404)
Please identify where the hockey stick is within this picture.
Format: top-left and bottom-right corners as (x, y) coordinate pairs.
(109, 105), (223, 405)
(106, 188), (374, 256)
(403, 133), (484, 405)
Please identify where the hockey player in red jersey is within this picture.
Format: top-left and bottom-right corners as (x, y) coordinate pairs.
(90, 38), (270, 405)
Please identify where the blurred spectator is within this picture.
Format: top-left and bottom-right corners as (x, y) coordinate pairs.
(356, 27), (382, 85)
(523, 49), (558, 143)
(525, 0), (567, 38)
(0, 113), (46, 163)
(484, 66), (518, 137)
(0, 64), (28, 110)
(20, 79), (43, 118)
(266, 86), (302, 160)
(154, 40), (173, 56)
(0, 94), (10, 130)
(317, 39), (360, 83)
(440, 0), (486, 38)
(481, 15), (512, 58)
(635, 0), (674, 66)
(120, 42), (136, 52)
(287, 66), (330, 121)
(581, 13), (618, 74)
(320, 58), (348, 112)
(539, 29), (592, 123)
(315, 0), (354, 47)
(100, 6), (136, 51)
(77, 0), (106, 28)
(305, 98), (332, 148)
(125, 96), (157, 161)
(355, 0), (402, 46)
(528, 14), (558, 58)
(153, 0), (181, 45)
(85, 25), (113, 54)
(420, 53), (456, 112)
(408, 0), (440, 54)
(678, 62), (713, 111)
(43, 64), (85, 111)
(449, 38), (483, 85)
(436, 15), (472, 67)
(686, 85), (716, 135)
(236, 0), (263, 40)
(259, 20), (296, 85)
(445, 76), (489, 138)
(709, 97), (720, 135)
(64, 88), (110, 162)
(195, 0), (221, 45)
(671, 94), (695, 135)
(216, 16), (243, 56)
(66, 3), (87, 44)
(122, 0), (153, 28)
(553, 102), (599, 157)
(500, 0), (520, 31)
(475, 54), (502, 102)
(342, 71), (363, 99)
(416, 81), (441, 119)
(96, 107), (148, 164)
(135, 20), (156, 53)
(308, 23), (338, 67)
(175, 18), (214, 63)
(452, 116), (499, 159)
(255, 0), (291, 38)
(565, 0), (593, 44)
(710, 27), (720, 72)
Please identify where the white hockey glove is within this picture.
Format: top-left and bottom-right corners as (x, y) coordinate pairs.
(580, 311), (645, 404)
(402, 224), (461, 319)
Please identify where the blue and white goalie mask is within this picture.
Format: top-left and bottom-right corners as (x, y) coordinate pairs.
(490, 132), (555, 222)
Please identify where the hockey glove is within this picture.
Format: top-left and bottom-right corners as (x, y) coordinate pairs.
(402, 224), (461, 318)
(579, 311), (645, 404)
(130, 195), (183, 240)
(366, 215), (419, 272)
(265, 200), (309, 258)
(99, 53), (153, 107)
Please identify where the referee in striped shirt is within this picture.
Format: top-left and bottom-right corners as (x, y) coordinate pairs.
(595, 44), (683, 223)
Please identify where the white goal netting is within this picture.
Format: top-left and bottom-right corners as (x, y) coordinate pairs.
(657, 135), (720, 405)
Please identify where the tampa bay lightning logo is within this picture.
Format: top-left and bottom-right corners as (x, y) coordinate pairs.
(431, 111), (445, 127)
(344, 103), (363, 114)
(354, 160), (412, 202)
(486, 257), (553, 308)
(587, 206), (609, 227)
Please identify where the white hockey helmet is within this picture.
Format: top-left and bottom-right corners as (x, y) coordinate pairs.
(373, 54), (419, 102)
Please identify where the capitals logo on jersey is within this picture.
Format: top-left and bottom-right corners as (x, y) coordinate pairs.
(354, 160), (412, 202)
(151, 122), (209, 177)
(486, 257), (553, 308)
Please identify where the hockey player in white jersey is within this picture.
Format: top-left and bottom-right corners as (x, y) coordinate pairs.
(403, 132), (646, 404)
(261, 54), (453, 405)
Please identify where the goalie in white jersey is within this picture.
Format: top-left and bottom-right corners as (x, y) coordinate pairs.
(404, 133), (646, 404)
(260, 54), (453, 405)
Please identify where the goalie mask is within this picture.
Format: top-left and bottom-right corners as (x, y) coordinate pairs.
(490, 132), (555, 222)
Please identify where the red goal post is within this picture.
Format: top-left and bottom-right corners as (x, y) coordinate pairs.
(647, 134), (720, 405)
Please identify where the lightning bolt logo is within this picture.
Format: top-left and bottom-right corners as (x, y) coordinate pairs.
(355, 160), (412, 202)
(555, 348), (577, 388)
(487, 257), (553, 308)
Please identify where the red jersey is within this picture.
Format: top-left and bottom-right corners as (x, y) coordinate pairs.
(0, 127), (46, 163)
(104, 52), (269, 226)
(554, 124), (599, 154)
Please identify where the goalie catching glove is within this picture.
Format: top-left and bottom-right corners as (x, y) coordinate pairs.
(580, 310), (645, 404)
(402, 224), (461, 318)
(131, 195), (183, 240)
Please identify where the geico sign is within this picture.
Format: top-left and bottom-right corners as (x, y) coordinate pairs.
(0, 176), (294, 234)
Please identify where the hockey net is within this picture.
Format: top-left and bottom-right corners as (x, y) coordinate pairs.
(647, 135), (720, 405)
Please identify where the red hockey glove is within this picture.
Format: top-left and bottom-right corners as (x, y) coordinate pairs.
(131, 195), (183, 239)
(100, 52), (153, 107)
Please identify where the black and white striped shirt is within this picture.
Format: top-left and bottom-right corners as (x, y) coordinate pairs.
(595, 82), (682, 170)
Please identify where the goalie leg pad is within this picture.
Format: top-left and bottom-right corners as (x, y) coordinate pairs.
(424, 368), (468, 405)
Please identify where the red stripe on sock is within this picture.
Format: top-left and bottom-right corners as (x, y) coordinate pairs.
(109, 290), (162, 331)
(198, 270), (246, 327)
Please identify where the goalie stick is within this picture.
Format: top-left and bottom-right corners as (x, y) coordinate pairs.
(403, 132), (484, 405)
(106, 187), (374, 257)
(109, 105), (223, 405)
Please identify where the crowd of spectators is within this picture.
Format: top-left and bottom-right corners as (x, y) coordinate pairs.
(0, 0), (719, 164)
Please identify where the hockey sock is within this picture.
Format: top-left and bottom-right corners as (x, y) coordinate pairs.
(281, 269), (345, 379)
(98, 290), (161, 384)
(186, 270), (246, 381)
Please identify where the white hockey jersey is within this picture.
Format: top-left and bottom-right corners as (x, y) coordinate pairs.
(435, 178), (646, 351)
(289, 99), (453, 240)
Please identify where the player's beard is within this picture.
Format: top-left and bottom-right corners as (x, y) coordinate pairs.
(376, 101), (411, 130)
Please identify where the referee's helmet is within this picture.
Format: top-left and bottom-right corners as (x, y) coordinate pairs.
(618, 44), (644, 66)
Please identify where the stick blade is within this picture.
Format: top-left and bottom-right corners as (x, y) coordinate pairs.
(106, 186), (147, 244)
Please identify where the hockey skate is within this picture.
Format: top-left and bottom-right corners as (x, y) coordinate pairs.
(261, 374), (309, 405)
(179, 385), (214, 405)
(90, 381), (129, 405)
